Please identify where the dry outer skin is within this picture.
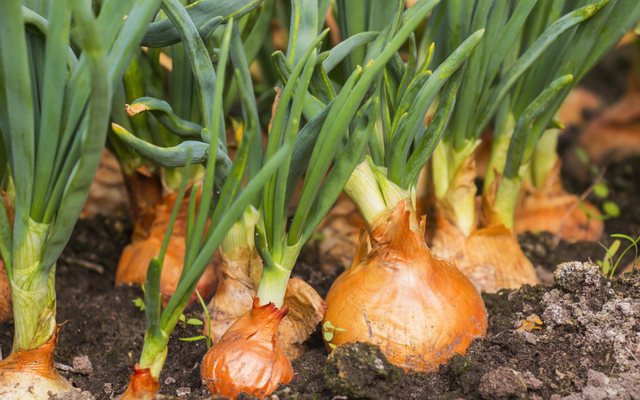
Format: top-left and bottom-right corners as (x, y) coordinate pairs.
(201, 298), (294, 399)
(0, 258), (11, 323)
(514, 160), (603, 242)
(0, 329), (73, 399)
(431, 214), (540, 293)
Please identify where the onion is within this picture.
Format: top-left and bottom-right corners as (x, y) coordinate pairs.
(0, 329), (72, 399)
(116, 188), (218, 305)
(570, 89), (640, 169)
(514, 161), (603, 241)
(205, 245), (325, 359)
(201, 297), (294, 399)
(119, 364), (160, 400)
(323, 200), (487, 372)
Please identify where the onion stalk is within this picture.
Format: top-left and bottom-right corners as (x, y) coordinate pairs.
(118, 5), (289, 397)
(427, 0), (639, 292)
(0, 0), (161, 397)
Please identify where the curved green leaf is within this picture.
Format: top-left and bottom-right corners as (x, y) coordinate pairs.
(142, 0), (262, 47)
(128, 97), (203, 139)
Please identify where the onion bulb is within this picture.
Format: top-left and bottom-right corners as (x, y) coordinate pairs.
(119, 364), (160, 400)
(323, 200), (487, 372)
(201, 297), (294, 399)
(0, 328), (72, 399)
(514, 160), (603, 241)
(116, 188), (218, 305)
(205, 245), (325, 359)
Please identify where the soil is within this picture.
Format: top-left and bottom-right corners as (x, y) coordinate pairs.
(1, 154), (640, 399)
(0, 154), (637, 400)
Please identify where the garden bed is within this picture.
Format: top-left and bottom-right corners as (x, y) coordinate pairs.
(1, 157), (639, 400)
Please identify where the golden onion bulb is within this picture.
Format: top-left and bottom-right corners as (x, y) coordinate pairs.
(323, 200), (487, 372)
(201, 297), (294, 399)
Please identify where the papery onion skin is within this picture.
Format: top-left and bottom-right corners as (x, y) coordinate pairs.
(0, 328), (72, 399)
(201, 297), (294, 399)
(323, 201), (488, 373)
(116, 189), (218, 306)
(514, 161), (603, 242)
(119, 364), (161, 400)
(431, 215), (540, 293)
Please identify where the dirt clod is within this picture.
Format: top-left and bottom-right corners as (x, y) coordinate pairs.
(324, 342), (402, 399)
(47, 388), (93, 400)
(478, 367), (527, 400)
(72, 355), (93, 375)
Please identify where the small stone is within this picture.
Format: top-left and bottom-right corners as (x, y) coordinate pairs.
(72, 355), (93, 375)
(550, 395), (562, 400)
(176, 387), (191, 397)
(103, 383), (112, 394)
(520, 371), (543, 390)
(47, 389), (93, 400)
(554, 261), (605, 294)
(586, 370), (610, 387)
(478, 367), (527, 400)
(516, 330), (539, 345)
(164, 376), (176, 385)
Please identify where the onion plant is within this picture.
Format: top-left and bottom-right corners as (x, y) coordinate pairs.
(111, 0), (276, 303)
(422, 0), (638, 293)
(115, 3), (290, 397)
(203, 0), (332, 363)
(0, 0), (161, 397)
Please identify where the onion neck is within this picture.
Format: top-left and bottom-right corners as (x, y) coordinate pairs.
(432, 139), (479, 237)
(138, 331), (169, 379)
(11, 218), (57, 353)
(256, 244), (298, 309)
(531, 129), (559, 191)
(345, 158), (417, 235)
(220, 206), (260, 258)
